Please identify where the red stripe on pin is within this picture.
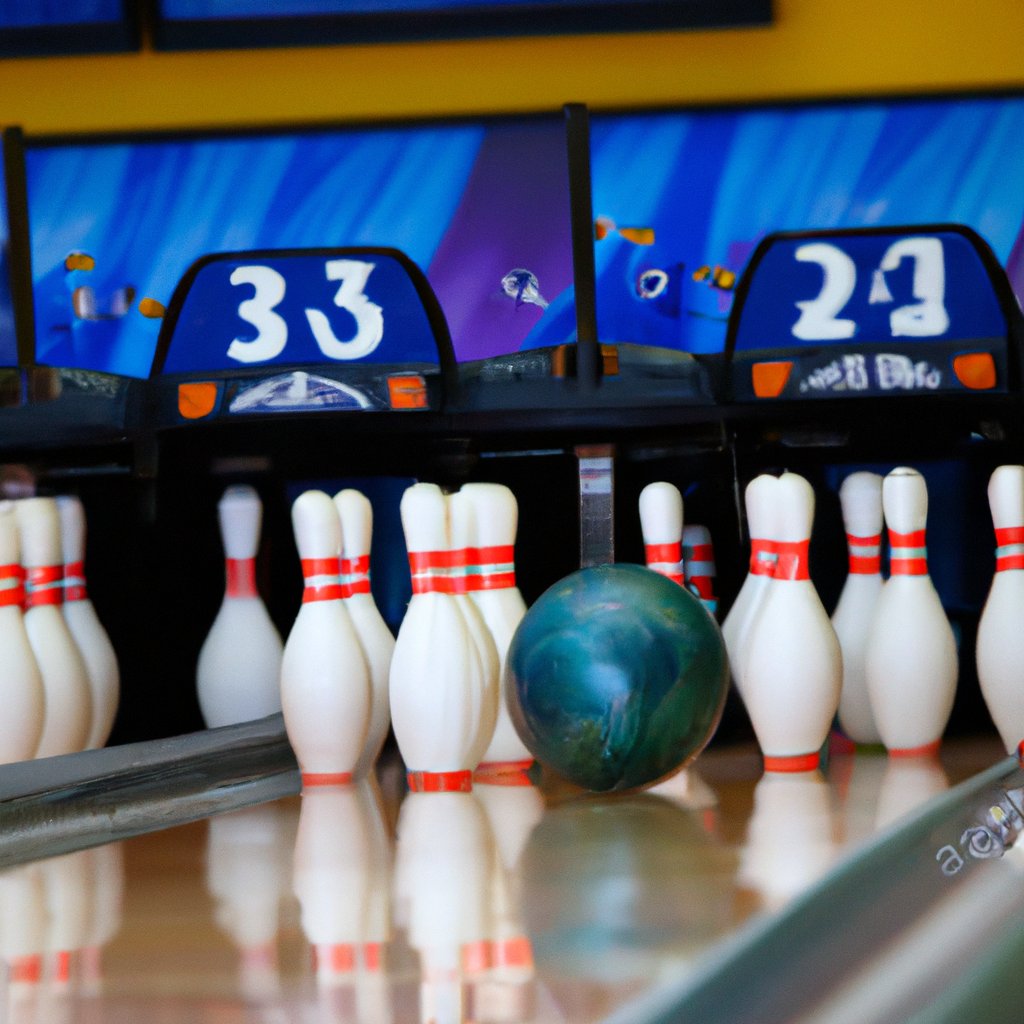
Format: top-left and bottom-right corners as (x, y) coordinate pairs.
(409, 549), (455, 594)
(407, 769), (473, 792)
(687, 543), (715, 561)
(24, 564), (63, 607)
(996, 526), (1024, 545)
(225, 557), (257, 598)
(773, 540), (810, 581)
(0, 562), (24, 607)
(750, 539), (776, 576)
(64, 559), (88, 601)
(891, 557), (929, 576)
(645, 541), (682, 564)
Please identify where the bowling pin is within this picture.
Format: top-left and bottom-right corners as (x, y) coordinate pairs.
(864, 467), (958, 756)
(742, 472), (842, 771)
(976, 465), (1024, 753)
(721, 474), (780, 699)
(280, 489), (371, 787)
(638, 482), (685, 586)
(334, 489), (394, 776)
(389, 483), (498, 792)
(56, 496), (119, 750)
(683, 524), (718, 618)
(447, 490), (501, 721)
(16, 497), (92, 758)
(831, 472), (884, 746)
(0, 502), (45, 764)
(196, 485), (283, 729)
(458, 483), (532, 775)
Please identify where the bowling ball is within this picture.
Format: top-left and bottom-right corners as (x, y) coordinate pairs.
(505, 564), (728, 792)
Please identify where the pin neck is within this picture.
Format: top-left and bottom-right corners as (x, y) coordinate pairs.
(773, 540), (810, 581)
(24, 564), (63, 608)
(225, 557), (258, 598)
(994, 525), (1024, 572)
(644, 540), (685, 586)
(888, 529), (928, 576)
(300, 557), (345, 602)
(749, 538), (777, 576)
(846, 532), (882, 574)
(0, 563), (25, 608)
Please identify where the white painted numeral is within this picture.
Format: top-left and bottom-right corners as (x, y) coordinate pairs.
(792, 243), (857, 341)
(305, 259), (384, 361)
(879, 236), (950, 337)
(226, 265), (288, 363)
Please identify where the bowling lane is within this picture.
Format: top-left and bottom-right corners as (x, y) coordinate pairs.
(0, 734), (1011, 1023)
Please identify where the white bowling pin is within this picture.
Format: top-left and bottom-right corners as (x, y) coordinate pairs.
(0, 502), (44, 764)
(280, 489), (371, 787)
(832, 472), (884, 745)
(976, 465), (1024, 753)
(196, 486), (283, 729)
(638, 482), (685, 586)
(459, 483), (532, 775)
(16, 497), (92, 758)
(865, 467), (958, 756)
(447, 490), (501, 739)
(721, 475), (780, 699)
(334, 489), (394, 776)
(56, 496), (119, 750)
(389, 483), (498, 793)
(683, 524), (718, 617)
(742, 473), (842, 771)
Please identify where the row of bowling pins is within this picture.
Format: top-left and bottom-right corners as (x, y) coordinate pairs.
(0, 495), (119, 765)
(257, 480), (533, 789)
(722, 467), (957, 769)
(637, 481), (718, 617)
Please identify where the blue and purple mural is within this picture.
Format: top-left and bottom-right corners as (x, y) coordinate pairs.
(20, 94), (1024, 378)
(24, 118), (574, 377)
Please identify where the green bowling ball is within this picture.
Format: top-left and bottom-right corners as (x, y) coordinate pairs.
(505, 563), (728, 792)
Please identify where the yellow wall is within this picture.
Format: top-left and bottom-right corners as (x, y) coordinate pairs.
(0, 0), (1022, 135)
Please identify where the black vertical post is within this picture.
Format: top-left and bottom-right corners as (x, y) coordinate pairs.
(564, 103), (600, 391)
(2, 127), (36, 372)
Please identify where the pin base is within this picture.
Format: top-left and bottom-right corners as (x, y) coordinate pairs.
(888, 739), (941, 758)
(763, 752), (820, 773)
(301, 771), (354, 787)
(474, 759), (535, 786)
(406, 769), (473, 792)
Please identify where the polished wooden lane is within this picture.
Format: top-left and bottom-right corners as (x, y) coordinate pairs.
(0, 736), (1009, 1024)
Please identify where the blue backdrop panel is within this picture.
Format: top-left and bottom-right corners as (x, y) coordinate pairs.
(584, 97), (1024, 355)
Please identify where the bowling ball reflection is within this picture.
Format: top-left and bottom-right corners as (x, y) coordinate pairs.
(519, 795), (733, 991)
(505, 564), (728, 792)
